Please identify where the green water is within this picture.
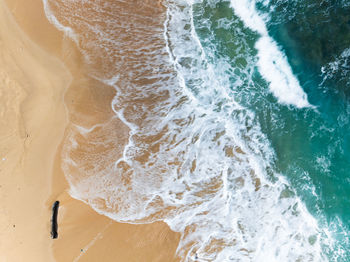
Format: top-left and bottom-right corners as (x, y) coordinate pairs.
(43, 0), (350, 259)
(193, 0), (350, 259)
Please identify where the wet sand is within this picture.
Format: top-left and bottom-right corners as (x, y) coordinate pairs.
(1, 0), (181, 261)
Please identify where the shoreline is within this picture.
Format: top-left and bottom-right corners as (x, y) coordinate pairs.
(1, 0), (181, 261)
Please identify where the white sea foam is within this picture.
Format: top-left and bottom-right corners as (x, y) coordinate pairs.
(321, 47), (350, 81)
(45, 0), (330, 260)
(230, 0), (311, 108)
(160, 5), (323, 260)
(42, 0), (78, 43)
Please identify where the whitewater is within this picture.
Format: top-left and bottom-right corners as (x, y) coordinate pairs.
(42, 0), (348, 261)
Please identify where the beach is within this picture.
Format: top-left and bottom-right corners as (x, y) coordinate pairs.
(1, 0), (348, 260)
(0, 0), (69, 260)
(0, 0), (180, 261)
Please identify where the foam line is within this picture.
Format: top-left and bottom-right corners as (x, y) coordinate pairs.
(43, 0), (331, 260)
(230, 0), (311, 108)
(42, 0), (78, 43)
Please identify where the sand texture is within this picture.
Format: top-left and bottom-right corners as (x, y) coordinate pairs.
(0, 0), (70, 260)
(0, 0), (181, 261)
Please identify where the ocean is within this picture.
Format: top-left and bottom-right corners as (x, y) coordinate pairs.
(42, 0), (350, 261)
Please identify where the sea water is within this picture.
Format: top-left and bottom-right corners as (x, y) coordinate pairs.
(42, 0), (350, 260)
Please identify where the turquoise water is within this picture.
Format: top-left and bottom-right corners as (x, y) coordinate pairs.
(193, 0), (350, 259)
(44, 0), (350, 260)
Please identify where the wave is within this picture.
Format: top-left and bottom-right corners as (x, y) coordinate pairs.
(230, 0), (311, 108)
(42, 0), (334, 260)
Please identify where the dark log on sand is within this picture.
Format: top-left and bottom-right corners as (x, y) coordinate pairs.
(51, 201), (59, 239)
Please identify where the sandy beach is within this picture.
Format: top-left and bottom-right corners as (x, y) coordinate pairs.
(0, 0), (180, 261)
(1, 0), (343, 260)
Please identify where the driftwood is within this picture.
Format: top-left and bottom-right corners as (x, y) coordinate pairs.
(51, 201), (60, 239)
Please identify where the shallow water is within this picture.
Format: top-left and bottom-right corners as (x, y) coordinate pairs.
(43, 0), (350, 260)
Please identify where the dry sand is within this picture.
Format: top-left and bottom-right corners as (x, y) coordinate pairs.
(0, 0), (70, 260)
(0, 0), (181, 261)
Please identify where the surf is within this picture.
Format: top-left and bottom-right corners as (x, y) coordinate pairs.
(41, 0), (345, 260)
